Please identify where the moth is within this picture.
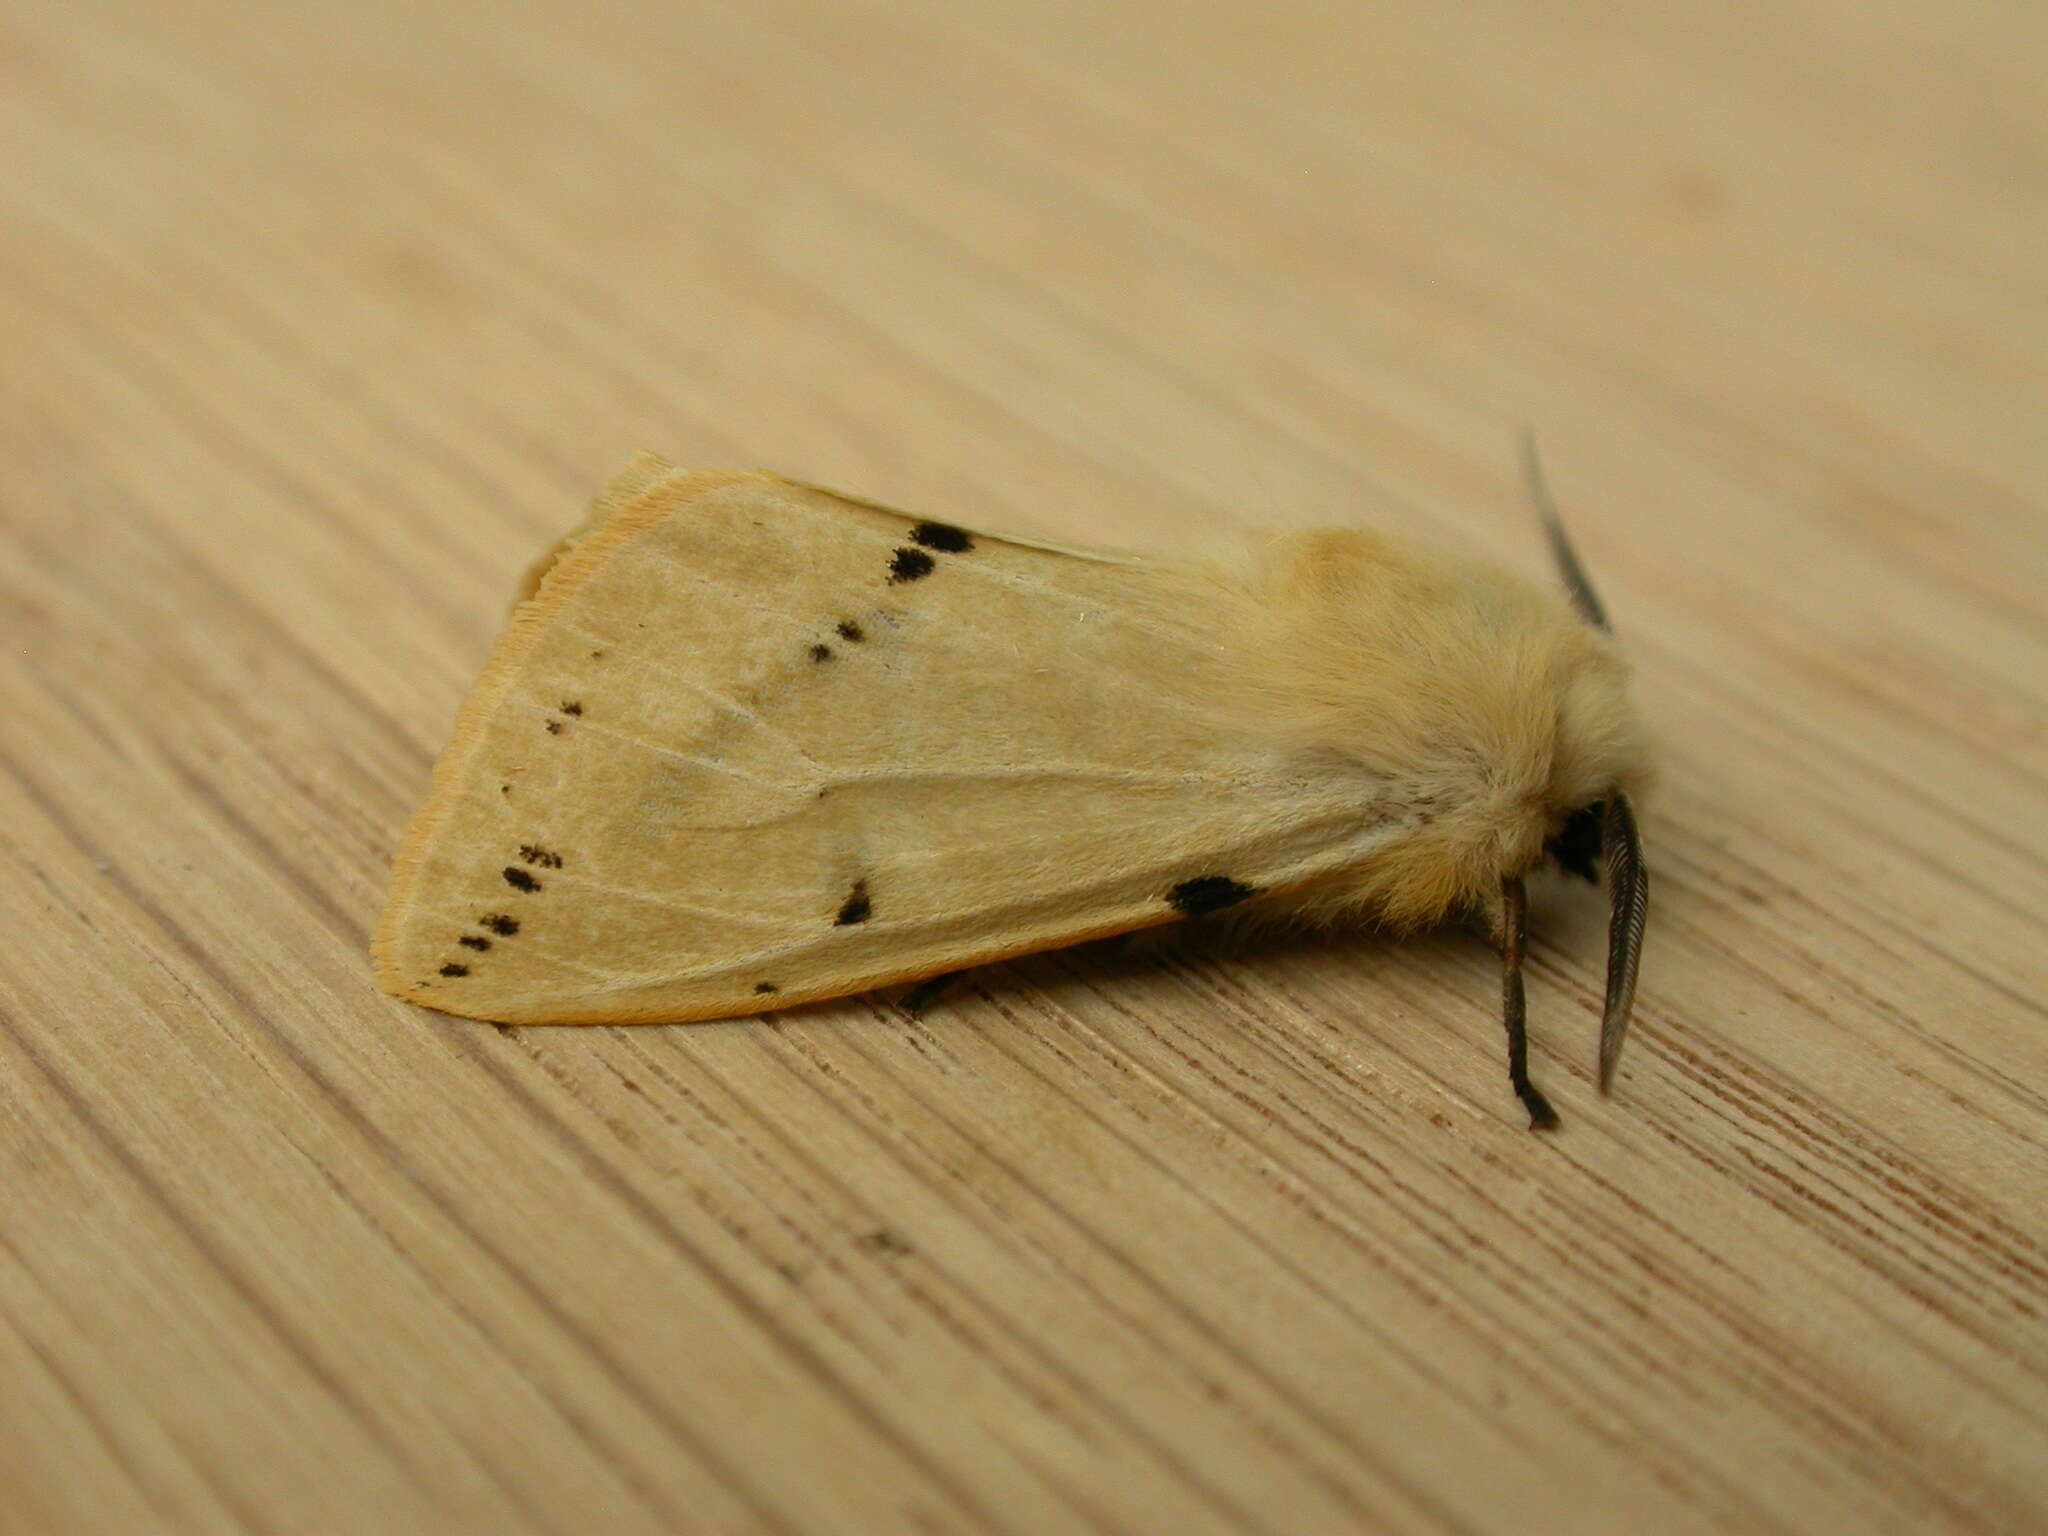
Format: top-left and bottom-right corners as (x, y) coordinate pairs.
(374, 445), (1651, 1129)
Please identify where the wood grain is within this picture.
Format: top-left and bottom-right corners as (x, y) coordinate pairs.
(2, 0), (2043, 1530)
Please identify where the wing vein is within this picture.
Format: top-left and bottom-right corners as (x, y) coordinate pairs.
(541, 871), (809, 926)
(622, 545), (823, 638)
(505, 700), (816, 791)
(546, 624), (823, 771)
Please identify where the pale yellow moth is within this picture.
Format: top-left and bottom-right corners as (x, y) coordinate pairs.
(374, 447), (1653, 1129)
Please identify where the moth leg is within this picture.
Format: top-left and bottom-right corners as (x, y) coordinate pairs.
(899, 972), (964, 1016)
(1500, 878), (1561, 1132)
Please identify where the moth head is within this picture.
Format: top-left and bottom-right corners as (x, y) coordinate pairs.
(1216, 511), (1650, 942)
(1205, 443), (1653, 1117)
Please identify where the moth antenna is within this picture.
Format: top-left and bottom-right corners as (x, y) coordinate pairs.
(1598, 796), (1649, 1093)
(1500, 876), (1561, 1131)
(1521, 435), (1652, 1095)
(1520, 431), (1611, 632)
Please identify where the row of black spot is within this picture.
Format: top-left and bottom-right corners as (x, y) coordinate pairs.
(431, 844), (560, 979)
(803, 522), (971, 669)
(435, 908), (520, 978)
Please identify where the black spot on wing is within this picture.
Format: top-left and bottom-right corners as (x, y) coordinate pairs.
(503, 867), (542, 893)
(518, 844), (565, 869)
(754, 981), (779, 994)
(544, 720), (564, 735)
(480, 913), (520, 936)
(887, 548), (935, 583)
(458, 935), (491, 951)
(1167, 875), (1258, 917)
(910, 521), (974, 553)
(835, 880), (873, 925)
(439, 963), (470, 978)
(809, 643), (834, 662)
(836, 620), (864, 642)
(560, 700), (583, 716)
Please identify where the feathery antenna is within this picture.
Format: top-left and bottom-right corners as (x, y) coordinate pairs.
(1599, 797), (1649, 1093)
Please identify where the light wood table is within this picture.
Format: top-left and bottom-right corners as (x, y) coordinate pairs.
(3, 2), (2042, 1531)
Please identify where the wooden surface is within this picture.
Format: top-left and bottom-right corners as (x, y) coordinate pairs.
(3, 1), (2044, 1530)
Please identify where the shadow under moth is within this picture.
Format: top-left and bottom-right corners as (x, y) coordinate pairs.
(374, 446), (1652, 1130)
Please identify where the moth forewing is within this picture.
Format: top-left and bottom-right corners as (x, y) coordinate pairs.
(373, 461), (1411, 1025)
